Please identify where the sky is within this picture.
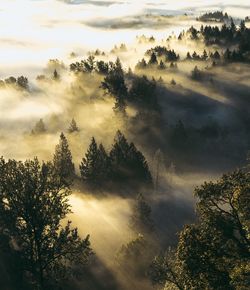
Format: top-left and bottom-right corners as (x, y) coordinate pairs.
(0, 0), (249, 78)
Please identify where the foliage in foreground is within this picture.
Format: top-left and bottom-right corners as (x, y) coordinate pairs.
(0, 157), (92, 289)
(149, 169), (250, 290)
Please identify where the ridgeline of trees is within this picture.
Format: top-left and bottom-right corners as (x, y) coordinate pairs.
(197, 11), (229, 23)
(0, 75), (29, 90)
(187, 20), (250, 56)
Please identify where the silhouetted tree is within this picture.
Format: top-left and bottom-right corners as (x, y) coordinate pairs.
(158, 60), (166, 70)
(110, 131), (152, 186)
(101, 58), (128, 116)
(53, 133), (75, 185)
(129, 75), (157, 108)
(135, 58), (147, 70)
(148, 52), (158, 65)
(31, 119), (46, 135)
(79, 138), (111, 188)
(150, 169), (250, 289)
(17, 76), (29, 90)
(191, 65), (202, 80)
(53, 69), (60, 80)
(68, 118), (79, 133)
(0, 157), (92, 289)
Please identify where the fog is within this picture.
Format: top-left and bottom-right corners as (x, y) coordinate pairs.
(0, 1), (250, 289)
(0, 0), (249, 77)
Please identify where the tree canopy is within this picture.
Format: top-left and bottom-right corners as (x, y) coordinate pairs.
(0, 157), (92, 289)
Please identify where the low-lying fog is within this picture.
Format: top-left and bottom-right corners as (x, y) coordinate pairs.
(0, 1), (250, 288)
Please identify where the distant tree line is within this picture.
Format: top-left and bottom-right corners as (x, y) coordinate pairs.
(0, 75), (29, 90)
(197, 11), (229, 23)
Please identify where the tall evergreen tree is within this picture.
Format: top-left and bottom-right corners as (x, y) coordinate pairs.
(31, 119), (46, 135)
(68, 118), (79, 133)
(79, 138), (111, 187)
(148, 52), (158, 65)
(79, 137), (100, 185)
(110, 131), (152, 185)
(53, 133), (75, 185)
(101, 58), (128, 116)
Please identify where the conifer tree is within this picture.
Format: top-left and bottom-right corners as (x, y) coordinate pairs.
(101, 58), (128, 116)
(158, 60), (166, 70)
(79, 137), (99, 184)
(68, 118), (79, 133)
(31, 119), (46, 135)
(148, 52), (158, 65)
(110, 131), (152, 185)
(53, 133), (75, 185)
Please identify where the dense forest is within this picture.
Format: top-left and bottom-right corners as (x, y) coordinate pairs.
(0, 3), (250, 290)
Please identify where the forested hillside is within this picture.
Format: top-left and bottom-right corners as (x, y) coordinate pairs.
(0, 2), (249, 289)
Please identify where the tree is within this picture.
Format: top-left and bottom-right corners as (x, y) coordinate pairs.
(79, 138), (111, 187)
(5, 76), (16, 85)
(31, 119), (46, 135)
(17, 76), (29, 90)
(96, 60), (109, 75)
(189, 26), (198, 39)
(0, 157), (92, 289)
(82, 55), (95, 73)
(150, 170), (250, 290)
(110, 131), (152, 186)
(101, 58), (128, 116)
(135, 58), (147, 70)
(191, 65), (202, 80)
(53, 69), (60, 80)
(128, 75), (157, 108)
(79, 137), (100, 185)
(171, 79), (176, 85)
(116, 234), (149, 277)
(186, 52), (192, 60)
(130, 194), (154, 235)
(68, 118), (79, 133)
(202, 49), (208, 60)
(171, 120), (188, 149)
(148, 52), (158, 65)
(53, 133), (75, 185)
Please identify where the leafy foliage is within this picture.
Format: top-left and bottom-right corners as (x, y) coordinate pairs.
(150, 170), (250, 290)
(0, 158), (92, 289)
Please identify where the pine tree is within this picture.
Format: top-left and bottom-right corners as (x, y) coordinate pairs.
(53, 69), (60, 80)
(80, 137), (99, 185)
(202, 49), (208, 60)
(148, 52), (158, 65)
(158, 60), (166, 70)
(110, 131), (152, 185)
(186, 52), (192, 60)
(53, 133), (75, 185)
(31, 119), (46, 135)
(98, 143), (111, 182)
(101, 58), (128, 116)
(68, 118), (79, 133)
